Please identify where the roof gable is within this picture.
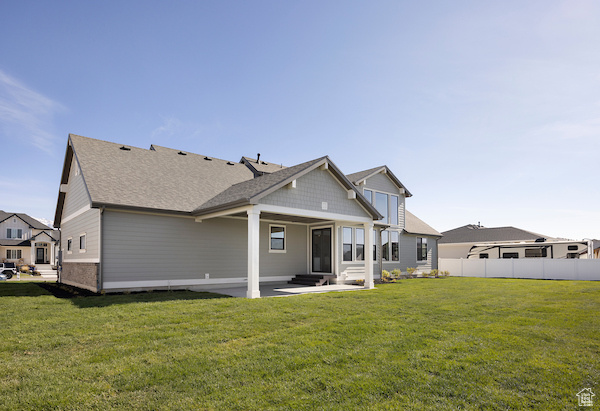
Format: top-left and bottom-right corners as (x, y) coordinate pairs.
(194, 156), (382, 219)
(347, 166), (412, 197)
(0, 211), (51, 230)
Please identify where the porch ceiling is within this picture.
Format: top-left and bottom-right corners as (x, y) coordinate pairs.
(230, 211), (328, 224)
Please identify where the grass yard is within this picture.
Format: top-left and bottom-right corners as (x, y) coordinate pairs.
(1, 278), (599, 410)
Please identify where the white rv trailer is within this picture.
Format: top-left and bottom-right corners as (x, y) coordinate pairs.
(467, 240), (590, 260)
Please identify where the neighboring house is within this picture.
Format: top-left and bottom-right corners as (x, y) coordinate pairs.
(439, 224), (588, 259)
(54, 134), (440, 297)
(0, 210), (58, 265)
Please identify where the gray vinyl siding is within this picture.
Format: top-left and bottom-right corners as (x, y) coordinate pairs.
(63, 158), (91, 218)
(102, 211), (308, 283)
(260, 168), (368, 218)
(401, 233), (437, 271)
(260, 223), (307, 276)
(398, 196), (406, 229)
(61, 208), (100, 260)
(363, 173), (400, 195)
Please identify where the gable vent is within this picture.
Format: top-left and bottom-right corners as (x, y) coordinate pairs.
(204, 156), (212, 161)
(120, 146), (131, 151)
(178, 151), (187, 156)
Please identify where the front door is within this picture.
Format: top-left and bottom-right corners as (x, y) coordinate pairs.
(36, 248), (45, 264)
(312, 228), (332, 273)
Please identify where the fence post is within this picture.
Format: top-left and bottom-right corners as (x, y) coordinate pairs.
(461, 258), (464, 277)
(511, 258), (515, 278)
(484, 258), (487, 278)
(542, 258), (545, 280)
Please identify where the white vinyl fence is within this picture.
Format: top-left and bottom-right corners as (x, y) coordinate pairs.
(439, 258), (600, 281)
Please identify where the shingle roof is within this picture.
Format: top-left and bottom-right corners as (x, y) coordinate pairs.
(439, 224), (550, 244)
(60, 135), (382, 221)
(68, 135), (255, 213)
(240, 156), (287, 175)
(0, 239), (31, 246)
(0, 211), (52, 230)
(347, 166), (413, 197)
(404, 210), (442, 237)
(346, 166), (383, 184)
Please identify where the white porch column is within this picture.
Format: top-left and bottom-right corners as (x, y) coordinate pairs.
(30, 242), (36, 265)
(247, 208), (261, 299)
(364, 222), (375, 289)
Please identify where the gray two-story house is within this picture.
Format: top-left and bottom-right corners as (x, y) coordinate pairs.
(54, 134), (440, 297)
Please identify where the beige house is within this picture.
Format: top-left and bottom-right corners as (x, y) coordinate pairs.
(0, 211), (58, 265)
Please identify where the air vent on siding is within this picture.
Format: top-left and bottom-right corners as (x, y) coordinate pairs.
(120, 146), (131, 151)
(178, 151), (187, 156)
(204, 156), (212, 161)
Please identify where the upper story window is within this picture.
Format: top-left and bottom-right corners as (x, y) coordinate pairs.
(269, 225), (286, 252)
(390, 196), (399, 225)
(375, 192), (388, 223)
(417, 237), (428, 261)
(363, 189), (400, 226)
(6, 228), (23, 239)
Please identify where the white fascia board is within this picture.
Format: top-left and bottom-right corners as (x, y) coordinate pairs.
(195, 205), (253, 222)
(256, 204), (374, 224)
(61, 205), (91, 225)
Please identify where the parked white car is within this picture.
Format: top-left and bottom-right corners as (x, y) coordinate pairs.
(0, 263), (17, 279)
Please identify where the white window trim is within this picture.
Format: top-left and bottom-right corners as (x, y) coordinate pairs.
(364, 189), (401, 227)
(67, 237), (73, 254)
(269, 224), (286, 253)
(416, 236), (428, 263)
(79, 233), (87, 253)
(342, 226), (353, 262)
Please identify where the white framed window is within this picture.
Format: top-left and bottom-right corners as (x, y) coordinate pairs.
(391, 231), (399, 261)
(6, 249), (22, 259)
(79, 233), (86, 253)
(269, 225), (286, 252)
(364, 189), (373, 203)
(390, 195), (399, 225)
(355, 228), (365, 261)
(381, 230), (389, 261)
(342, 227), (353, 262)
(6, 228), (23, 239)
(417, 237), (428, 261)
(67, 237), (73, 254)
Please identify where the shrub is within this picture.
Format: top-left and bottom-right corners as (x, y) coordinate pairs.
(430, 269), (439, 278)
(381, 270), (391, 282)
(406, 267), (417, 278)
(422, 271), (431, 278)
(441, 270), (450, 277)
(391, 269), (402, 279)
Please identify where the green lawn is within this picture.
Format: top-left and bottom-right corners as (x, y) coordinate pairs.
(1, 278), (598, 410)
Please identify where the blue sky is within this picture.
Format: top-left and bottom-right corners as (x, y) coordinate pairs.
(1, 0), (599, 239)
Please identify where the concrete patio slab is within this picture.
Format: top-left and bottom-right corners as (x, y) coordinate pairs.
(208, 282), (366, 298)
